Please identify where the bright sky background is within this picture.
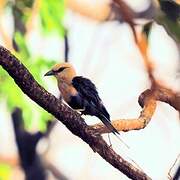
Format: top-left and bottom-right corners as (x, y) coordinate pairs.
(0, 1), (180, 180)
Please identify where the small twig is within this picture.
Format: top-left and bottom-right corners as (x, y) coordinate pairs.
(64, 30), (69, 61)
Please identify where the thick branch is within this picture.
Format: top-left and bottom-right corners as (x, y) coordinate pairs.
(0, 46), (150, 179)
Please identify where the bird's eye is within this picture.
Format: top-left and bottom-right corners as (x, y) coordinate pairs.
(54, 67), (67, 73)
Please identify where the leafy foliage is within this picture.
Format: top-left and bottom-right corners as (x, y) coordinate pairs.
(40, 0), (65, 36)
(0, 0), (65, 130)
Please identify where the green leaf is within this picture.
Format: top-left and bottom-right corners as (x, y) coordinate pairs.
(39, 0), (65, 36)
(0, 1), (65, 131)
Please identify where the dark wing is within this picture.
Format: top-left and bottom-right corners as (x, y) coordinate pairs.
(72, 76), (110, 119)
(72, 76), (100, 104)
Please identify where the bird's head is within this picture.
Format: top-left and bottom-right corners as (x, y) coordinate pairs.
(44, 63), (76, 83)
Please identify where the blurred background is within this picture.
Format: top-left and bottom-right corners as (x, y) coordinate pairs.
(0, 0), (180, 179)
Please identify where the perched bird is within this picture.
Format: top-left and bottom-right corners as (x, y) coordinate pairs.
(44, 63), (119, 136)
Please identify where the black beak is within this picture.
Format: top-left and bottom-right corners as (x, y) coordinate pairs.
(44, 70), (55, 76)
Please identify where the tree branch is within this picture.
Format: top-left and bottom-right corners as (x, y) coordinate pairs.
(0, 45), (151, 179)
(92, 93), (156, 134)
(139, 88), (180, 112)
(92, 86), (179, 134)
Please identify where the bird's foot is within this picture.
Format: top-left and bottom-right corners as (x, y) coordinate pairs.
(80, 111), (84, 116)
(75, 108), (85, 116)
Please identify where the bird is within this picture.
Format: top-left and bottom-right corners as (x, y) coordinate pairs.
(44, 63), (120, 137)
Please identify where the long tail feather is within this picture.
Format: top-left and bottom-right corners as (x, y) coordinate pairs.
(98, 113), (119, 135)
(89, 103), (129, 148)
(98, 113), (129, 148)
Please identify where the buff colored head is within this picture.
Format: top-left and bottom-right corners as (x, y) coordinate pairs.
(44, 63), (76, 82)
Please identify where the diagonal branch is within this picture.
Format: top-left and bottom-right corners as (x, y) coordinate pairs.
(0, 45), (151, 180)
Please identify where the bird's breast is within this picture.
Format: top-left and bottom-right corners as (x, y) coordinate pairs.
(58, 82), (77, 102)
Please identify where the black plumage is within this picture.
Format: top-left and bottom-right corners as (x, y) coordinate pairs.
(70, 76), (119, 135)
